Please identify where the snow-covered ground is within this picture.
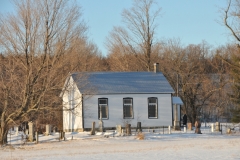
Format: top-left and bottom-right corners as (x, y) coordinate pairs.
(1, 126), (240, 160)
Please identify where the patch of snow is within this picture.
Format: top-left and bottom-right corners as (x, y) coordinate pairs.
(1, 126), (240, 160)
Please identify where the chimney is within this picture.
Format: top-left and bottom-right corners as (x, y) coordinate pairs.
(154, 63), (159, 73)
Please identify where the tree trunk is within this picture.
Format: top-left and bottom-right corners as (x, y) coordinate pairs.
(192, 112), (197, 125)
(0, 125), (8, 145)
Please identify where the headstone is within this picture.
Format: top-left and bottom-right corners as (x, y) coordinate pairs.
(126, 124), (131, 135)
(90, 122), (96, 135)
(195, 120), (202, 134)
(28, 122), (35, 142)
(187, 123), (192, 130)
(227, 128), (231, 134)
(99, 120), (104, 132)
(168, 126), (171, 134)
(215, 122), (220, 131)
(116, 125), (122, 134)
(136, 122), (142, 132)
(46, 124), (51, 135)
(211, 123), (214, 132)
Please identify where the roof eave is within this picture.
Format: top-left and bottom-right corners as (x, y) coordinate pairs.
(82, 92), (175, 95)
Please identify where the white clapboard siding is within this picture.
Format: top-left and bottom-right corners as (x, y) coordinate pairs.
(83, 94), (172, 129)
(63, 76), (83, 132)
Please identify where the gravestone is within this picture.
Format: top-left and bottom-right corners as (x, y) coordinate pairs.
(28, 122), (35, 142)
(99, 120), (104, 132)
(227, 128), (231, 134)
(136, 122), (142, 132)
(187, 123), (192, 130)
(126, 124), (131, 135)
(116, 125), (122, 134)
(215, 122), (220, 131)
(46, 124), (51, 135)
(195, 120), (202, 134)
(184, 126), (186, 133)
(168, 126), (171, 134)
(211, 123), (214, 132)
(90, 122), (96, 135)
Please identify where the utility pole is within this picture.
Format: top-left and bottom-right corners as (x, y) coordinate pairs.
(177, 73), (179, 97)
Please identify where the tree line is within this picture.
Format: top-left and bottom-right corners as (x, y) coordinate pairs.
(0, 0), (240, 145)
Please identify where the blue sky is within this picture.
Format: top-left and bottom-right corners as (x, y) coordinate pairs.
(0, 0), (233, 56)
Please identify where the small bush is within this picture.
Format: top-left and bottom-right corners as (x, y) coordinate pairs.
(136, 132), (145, 140)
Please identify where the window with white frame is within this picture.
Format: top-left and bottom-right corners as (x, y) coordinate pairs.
(148, 97), (158, 118)
(98, 98), (108, 119)
(123, 98), (133, 118)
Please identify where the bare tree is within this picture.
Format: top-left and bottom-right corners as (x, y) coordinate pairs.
(106, 47), (141, 71)
(0, 0), (87, 145)
(68, 38), (107, 72)
(203, 46), (233, 122)
(106, 0), (161, 71)
(224, 0), (240, 45)
(222, 0), (240, 122)
(159, 40), (226, 123)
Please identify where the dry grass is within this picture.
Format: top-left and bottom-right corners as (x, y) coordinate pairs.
(136, 132), (145, 140)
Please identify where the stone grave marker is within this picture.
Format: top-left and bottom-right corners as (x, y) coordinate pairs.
(90, 122), (96, 135)
(195, 120), (202, 134)
(116, 125), (122, 134)
(28, 122), (35, 142)
(46, 124), (51, 135)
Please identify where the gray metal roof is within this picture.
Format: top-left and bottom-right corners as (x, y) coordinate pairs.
(72, 72), (174, 94)
(172, 96), (183, 105)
